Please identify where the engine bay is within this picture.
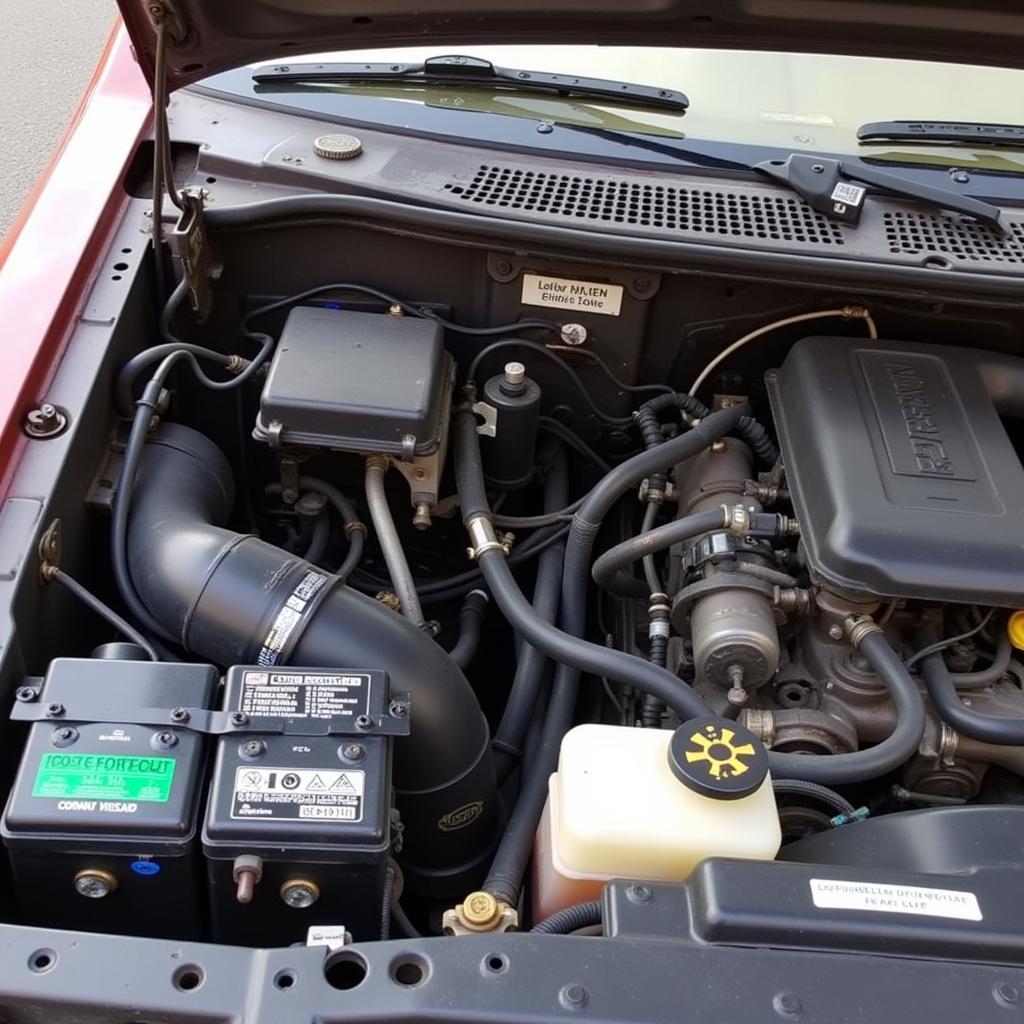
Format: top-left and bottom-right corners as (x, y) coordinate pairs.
(3, 201), (1024, 964)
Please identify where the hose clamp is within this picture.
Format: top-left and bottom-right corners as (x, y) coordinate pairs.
(466, 516), (511, 560)
(723, 503), (749, 535)
(844, 614), (883, 649)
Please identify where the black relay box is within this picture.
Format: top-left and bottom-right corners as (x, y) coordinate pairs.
(203, 666), (408, 946)
(1, 658), (217, 939)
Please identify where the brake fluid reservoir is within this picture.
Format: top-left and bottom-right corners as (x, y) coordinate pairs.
(533, 718), (781, 921)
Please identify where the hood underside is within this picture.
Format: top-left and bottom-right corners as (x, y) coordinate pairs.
(126, 0), (1024, 91)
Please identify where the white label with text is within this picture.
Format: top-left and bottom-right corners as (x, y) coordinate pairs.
(809, 878), (981, 921)
(521, 274), (623, 316)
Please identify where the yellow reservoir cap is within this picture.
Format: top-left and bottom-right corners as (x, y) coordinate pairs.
(1009, 611), (1024, 651)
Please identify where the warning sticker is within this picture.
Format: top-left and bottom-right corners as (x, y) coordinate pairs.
(33, 753), (176, 803)
(231, 766), (364, 821)
(830, 181), (866, 207)
(810, 878), (981, 921)
(239, 671), (371, 720)
(521, 273), (623, 316)
(256, 570), (331, 666)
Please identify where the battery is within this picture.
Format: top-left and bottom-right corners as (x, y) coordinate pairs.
(1, 658), (217, 939)
(203, 666), (404, 947)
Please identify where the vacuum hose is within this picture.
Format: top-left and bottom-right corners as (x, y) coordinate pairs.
(125, 423), (497, 895)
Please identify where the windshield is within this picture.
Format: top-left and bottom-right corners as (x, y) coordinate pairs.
(201, 45), (1024, 176)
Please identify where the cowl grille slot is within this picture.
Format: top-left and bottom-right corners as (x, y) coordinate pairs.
(444, 164), (846, 245)
(884, 211), (1024, 263)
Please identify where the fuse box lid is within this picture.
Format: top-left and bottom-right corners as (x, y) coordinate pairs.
(253, 306), (451, 456)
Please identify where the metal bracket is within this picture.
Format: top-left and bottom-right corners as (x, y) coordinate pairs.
(10, 693), (413, 739)
(471, 401), (497, 438)
(168, 188), (216, 321)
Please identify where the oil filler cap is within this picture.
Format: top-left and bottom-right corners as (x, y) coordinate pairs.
(313, 133), (363, 160)
(667, 717), (769, 800)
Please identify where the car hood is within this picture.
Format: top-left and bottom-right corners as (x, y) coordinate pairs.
(125, 0), (1024, 91)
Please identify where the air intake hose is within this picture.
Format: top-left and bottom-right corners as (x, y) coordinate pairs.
(125, 423), (496, 895)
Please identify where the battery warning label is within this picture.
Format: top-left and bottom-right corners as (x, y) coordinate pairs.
(239, 671), (371, 720)
(32, 753), (176, 803)
(231, 766), (364, 821)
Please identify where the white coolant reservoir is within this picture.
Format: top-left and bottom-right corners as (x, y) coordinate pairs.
(533, 718), (782, 921)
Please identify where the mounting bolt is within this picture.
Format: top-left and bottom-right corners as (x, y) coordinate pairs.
(994, 982), (1021, 1008)
(52, 726), (78, 747)
(559, 984), (589, 1011)
(389, 699), (409, 719)
(356, 714), (373, 731)
(152, 730), (178, 751)
(241, 739), (265, 758)
(229, 711), (249, 728)
(494, 258), (513, 276)
(626, 883), (653, 904)
(950, 168), (970, 184)
(388, 303), (404, 317)
(828, 624), (844, 641)
(341, 742), (365, 762)
(280, 879), (320, 909)
(773, 991), (803, 1017)
(74, 869), (118, 899)
(169, 707), (190, 724)
(15, 686), (38, 703)
(559, 323), (587, 346)
(633, 276), (652, 295)
(45, 703), (64, 718)
(536, 121), (554, 134)
(23, 403), (67, 439)
(811, 163), (825, 174)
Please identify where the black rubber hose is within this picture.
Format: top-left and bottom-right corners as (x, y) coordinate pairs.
(949, 632), (1013, 689)
(635, 391), (778, 466)
(921, 631), (1024, 745)
(572, 405), (745, 532)
(447, 589), (489, 669)
(51, 569), (159, 661)
(125, 423), (497, 896)
(772, 778), (855, 817)
(491, 450), (568, 784)
(483, 654), (577, 907)
(592, 508), (727, 596)
(301, 512), (330, 566)
(532, 900), (602, 934)
(768, 631), (926, 783)
(266, 477), (367, 580)
(454, 412), (711, 719)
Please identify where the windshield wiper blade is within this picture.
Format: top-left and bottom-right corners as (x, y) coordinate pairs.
(252, 54), (688, 113)
(756, 153), (1003, 230)
(858, 120), (1024, 148)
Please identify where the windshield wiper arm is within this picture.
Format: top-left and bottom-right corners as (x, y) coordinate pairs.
(858, 120), (1024, 148)
(252, 54), (688, 114)
(756, 154), (1003, 230)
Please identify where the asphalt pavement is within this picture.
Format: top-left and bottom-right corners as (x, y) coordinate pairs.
(0, 0), (116, 237)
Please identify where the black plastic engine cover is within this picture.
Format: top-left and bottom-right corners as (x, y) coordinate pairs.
(767, 337), (1024, 604)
